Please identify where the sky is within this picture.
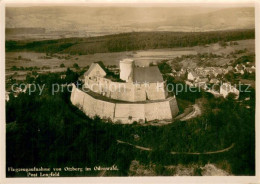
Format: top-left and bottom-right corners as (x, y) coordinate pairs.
(5, 3), (255, 39)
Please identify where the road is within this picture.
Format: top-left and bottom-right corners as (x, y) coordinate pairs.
(180, 104), (201, 121)
(138, 104), (201, 126)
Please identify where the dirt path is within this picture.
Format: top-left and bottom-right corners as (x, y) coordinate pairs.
(117, 140), (152, 151)
(117, 140), (234, 155)
(170, 143), (235, 155)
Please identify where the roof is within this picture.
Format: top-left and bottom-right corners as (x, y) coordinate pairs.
(227, 66), (233, 70)
(214, 68), (223, 74)
(199, 78), (209, 82)
(84, 63), (106, 77)
(210, 78), (220, 83)
(189, 71), (198, 78)
(133, 66), (164, 83)
(236, 64), (244, 70)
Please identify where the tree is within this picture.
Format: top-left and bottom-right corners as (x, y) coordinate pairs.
(26, 74), (35, 83)
(219, 41), (227, 47)
(32, 71), (38, 76)
(65, 68), (79, 83)
(73, 63), (79, 69)
(60, 63), (65, 68)
(158, 61), (172, 74)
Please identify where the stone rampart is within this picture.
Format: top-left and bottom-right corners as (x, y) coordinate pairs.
(71, 84), (179, 124)
(84, 77), (167, 102)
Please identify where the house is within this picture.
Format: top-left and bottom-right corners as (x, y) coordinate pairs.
(227, 66), (233, 71)
(187, 71), (198, 81)
(197, 78), (209, 83)
(185, 80), (194, 86)
(235, 64), (244, 71)
(234, 64), (245, 75)
(223, 66), (233, 74)
(212, 67), (223, 77)
(84, 63), (107, 79)
(209, 78), (220, 84)
(179, 68), (186, 75)
(220, 83), (239, 99)
(245, 67), (255, 74)
(172, 69), (177, 73)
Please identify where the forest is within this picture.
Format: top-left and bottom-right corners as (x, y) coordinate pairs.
(6, 29), (254, 54)
(6, 68), (255, 176)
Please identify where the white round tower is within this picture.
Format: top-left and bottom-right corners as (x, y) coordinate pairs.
(120, 59), (134, 82)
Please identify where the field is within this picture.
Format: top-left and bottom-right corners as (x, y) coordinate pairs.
(6, 39), (255, 82)
(6, 48), (197, 70)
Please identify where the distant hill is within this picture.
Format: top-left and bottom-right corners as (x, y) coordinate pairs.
(6, 30), (255, 55)
(6, 6), (254, 39)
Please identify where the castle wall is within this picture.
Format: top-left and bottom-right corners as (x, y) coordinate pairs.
(84, 77), (167, 102)
(114, 104), (145, 123)
(82, 92), (115, 119)
(144, 101), (172, 121)
(146, 82), (168, 100)
(71, 84), (179, 124)
(71, 84), (115, 120)
(71, 86), (85, 107)
(168, 96), (180, 118)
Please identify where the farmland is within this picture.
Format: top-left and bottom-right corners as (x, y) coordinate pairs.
(6, 39), (255, 81)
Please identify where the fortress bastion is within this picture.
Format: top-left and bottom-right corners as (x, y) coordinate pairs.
(70, 59), (179, 123)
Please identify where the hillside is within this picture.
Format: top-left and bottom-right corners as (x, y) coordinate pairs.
(6, 30), (255, 55)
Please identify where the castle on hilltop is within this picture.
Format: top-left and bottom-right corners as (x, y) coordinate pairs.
(70, 59), (179, 124)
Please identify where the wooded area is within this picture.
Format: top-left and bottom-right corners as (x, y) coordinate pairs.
(6, 69), (255, 176)
(6, 30), (254, 54)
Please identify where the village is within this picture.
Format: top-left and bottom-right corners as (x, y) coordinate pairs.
(175, 63), (255, 99)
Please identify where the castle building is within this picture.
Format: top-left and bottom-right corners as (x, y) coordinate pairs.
(71, 59), (179, 124)
(120, 59), (134, 82)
